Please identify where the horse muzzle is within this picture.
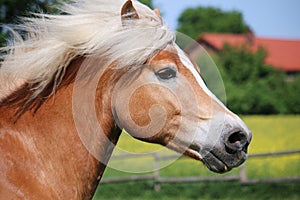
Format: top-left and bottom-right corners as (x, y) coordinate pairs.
(183, 112), (252, 173)
(201, 122), (252, 173)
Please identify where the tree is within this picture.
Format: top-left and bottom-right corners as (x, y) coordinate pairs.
(0, 0), (60, 45)
(138, 0), (153, 9)
(0, 0), (53, 24)
(282, 74), (300, 114)
(216, 44), (296, 114)
(177, 7), (249, 39)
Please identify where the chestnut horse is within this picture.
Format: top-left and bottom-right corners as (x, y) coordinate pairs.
(0, 0), (251, 199)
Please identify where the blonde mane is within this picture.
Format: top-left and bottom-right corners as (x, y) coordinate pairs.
(0, 0), (175, 102)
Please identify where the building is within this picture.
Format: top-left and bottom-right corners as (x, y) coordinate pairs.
(188, 31), (300, 76)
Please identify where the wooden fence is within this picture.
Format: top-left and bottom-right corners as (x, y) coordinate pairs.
(101, 149), (300, 190)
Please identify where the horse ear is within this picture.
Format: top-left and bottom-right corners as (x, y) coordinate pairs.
(121, 0), (139, 23)
(153, 8), (161, 18)
(153, 8), (162, 22)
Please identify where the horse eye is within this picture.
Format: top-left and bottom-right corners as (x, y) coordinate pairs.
(156, 67), (177, 80)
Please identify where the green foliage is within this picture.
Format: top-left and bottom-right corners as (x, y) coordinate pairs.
(0, 0), (61, 45)
(177, 7), (249, 39)
(216, 44), (299, 114)
(0, 0), (57, 23)
(282, 75), (300, 113)
(138, 0), (153, 9)
(0, 33), (7, 46)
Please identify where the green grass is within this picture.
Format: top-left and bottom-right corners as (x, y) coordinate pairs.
(94, 181), (300, 200)
(93, 115), (300, 199)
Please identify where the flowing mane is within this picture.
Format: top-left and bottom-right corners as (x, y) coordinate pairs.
(0, 0), (174, 115)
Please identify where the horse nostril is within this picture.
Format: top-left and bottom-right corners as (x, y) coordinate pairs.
(225, 131), (248, 154)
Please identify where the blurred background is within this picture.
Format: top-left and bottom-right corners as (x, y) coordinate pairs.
(1, 0), (299, 199)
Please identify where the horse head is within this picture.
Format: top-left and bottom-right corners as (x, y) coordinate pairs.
(111, 0), (252, 173)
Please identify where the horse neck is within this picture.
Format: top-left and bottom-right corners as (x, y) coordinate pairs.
(0, 59), (122, 199)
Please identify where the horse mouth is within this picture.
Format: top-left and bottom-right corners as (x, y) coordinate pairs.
(168, 142), (245, 174)
(200, 151), (230, 173)
(185, 146), (234, 173)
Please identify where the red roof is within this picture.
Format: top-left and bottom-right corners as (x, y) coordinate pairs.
(198, 33), (300, 72)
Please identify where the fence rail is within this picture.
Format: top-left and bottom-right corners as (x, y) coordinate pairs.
(101, 149), (300, 190)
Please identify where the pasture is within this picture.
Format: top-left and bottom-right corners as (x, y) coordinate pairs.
(93, 115), (300, 199)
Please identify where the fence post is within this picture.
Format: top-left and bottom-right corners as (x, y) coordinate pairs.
(239, 164), (248, 183)
(153, 153), (161, 191)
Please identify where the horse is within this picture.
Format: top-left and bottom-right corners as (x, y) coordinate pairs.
(0, 0), (252, 199)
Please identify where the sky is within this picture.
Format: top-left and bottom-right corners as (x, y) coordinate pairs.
(152, 0), (300, 40)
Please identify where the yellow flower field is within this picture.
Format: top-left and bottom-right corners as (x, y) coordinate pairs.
(104, 115), (300, 179)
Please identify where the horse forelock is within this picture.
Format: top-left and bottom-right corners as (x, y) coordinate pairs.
(0, 0), (175, 117)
